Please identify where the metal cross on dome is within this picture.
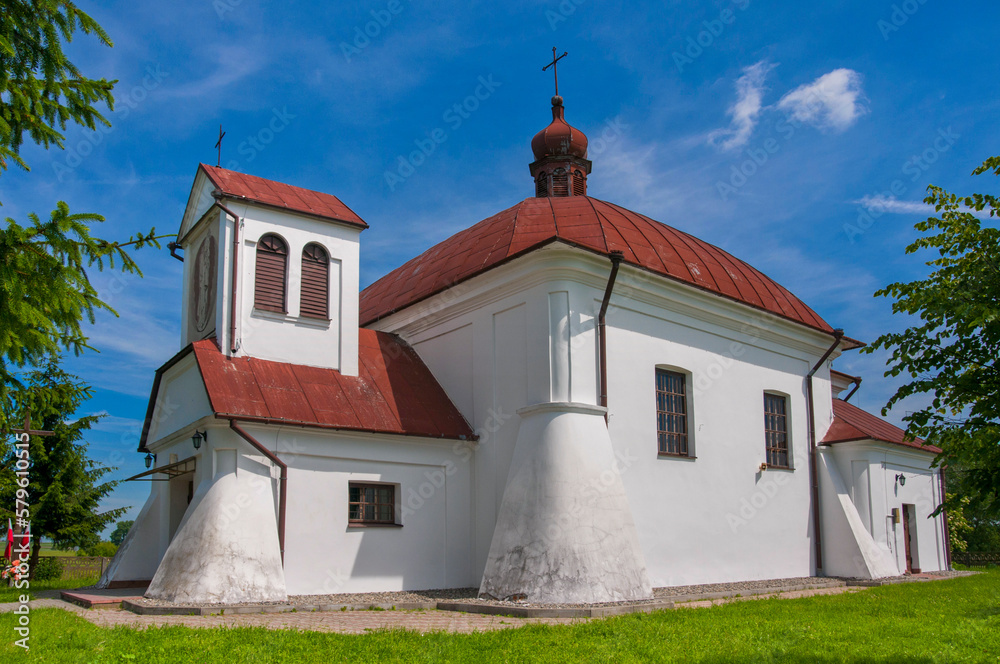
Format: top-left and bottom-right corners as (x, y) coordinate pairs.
(542, 47), (568, 97)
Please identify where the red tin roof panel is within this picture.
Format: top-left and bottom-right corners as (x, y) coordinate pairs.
(199, 164), (368, 229)
(822, 398), (940, 453)
(359, 196), (834, 334)
(187, 334), (474, 440)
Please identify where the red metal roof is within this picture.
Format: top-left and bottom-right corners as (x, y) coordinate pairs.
(822, 399), (940, 453)
(141, 332), (475, 444)
(359, 196), (832, 333)
(199, 164), (368, 229)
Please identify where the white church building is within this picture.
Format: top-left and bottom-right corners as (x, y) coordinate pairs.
(101, 93), (950, 604)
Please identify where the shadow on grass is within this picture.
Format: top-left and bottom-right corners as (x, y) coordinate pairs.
(697, 657), (937, 664)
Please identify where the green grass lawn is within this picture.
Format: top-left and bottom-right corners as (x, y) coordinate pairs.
(1, 572), (997, 663)
(36, 543), (79, 558)
(0, 575), (99, 603)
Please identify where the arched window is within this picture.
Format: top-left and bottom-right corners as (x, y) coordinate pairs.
(572, 170), (586, 196)
(535, 172), (548, 197)
(300, 243), (330, 319)
(254, 234), (287, 313)
(551, 168), (569, 196)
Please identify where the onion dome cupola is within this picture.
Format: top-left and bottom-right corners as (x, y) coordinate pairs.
(530, 95), (592, 197)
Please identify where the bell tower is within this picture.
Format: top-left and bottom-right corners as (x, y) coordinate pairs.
(529, 96), (591, 197)
(529, 48), (591, 197)
(176, 164), (367, 375)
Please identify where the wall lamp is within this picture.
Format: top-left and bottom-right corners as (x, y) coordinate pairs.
(192, 430), (207, 450)
(895, 473), (906, 488)
(144, 453), (156, 469)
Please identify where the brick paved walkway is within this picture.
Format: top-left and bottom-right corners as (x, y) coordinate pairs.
(0, 585), (865, 634)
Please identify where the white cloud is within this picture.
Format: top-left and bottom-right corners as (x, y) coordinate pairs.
(708, 61), (775, 152)
(159, 45), (266, 101)
(777, 69), (867, 132)
(856, 194), (995, 220)
(856, 195), (930, 215)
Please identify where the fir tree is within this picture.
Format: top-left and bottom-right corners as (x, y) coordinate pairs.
(0, 362), (126, 578)
(0, 1), (172, 427)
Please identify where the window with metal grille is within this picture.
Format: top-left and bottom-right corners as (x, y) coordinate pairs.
(552, 169), (569, 196)
(764, 393), (790, 468)
(348, 483), (395, 524)
(254, 234), (287, 313)
(572, 170), (586, 196)
(535, 172), (548, 197)
(300, 243), (329, 319)
(656, 369), (689, 456)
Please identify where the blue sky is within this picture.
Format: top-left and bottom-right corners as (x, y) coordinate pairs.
(5, 0), (998, 528)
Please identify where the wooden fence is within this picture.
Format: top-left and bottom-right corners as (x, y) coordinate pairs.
(39, 556), (112, 580)
(952, 552), (1000, 569)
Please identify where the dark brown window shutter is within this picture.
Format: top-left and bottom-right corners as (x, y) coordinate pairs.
(300, 243), (329, 319)
(535, 173), (548, 197)
(255, 234), (287, 313)
(552, 170), (569, 197)
(572, 171), (586, 196)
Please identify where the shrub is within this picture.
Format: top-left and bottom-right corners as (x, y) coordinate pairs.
(34, 557), (62, 581)
(84, 542), (118, 558)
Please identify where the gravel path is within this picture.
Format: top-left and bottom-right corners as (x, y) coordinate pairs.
(116, 571), (978, 611)
(283, 576), (844, 610)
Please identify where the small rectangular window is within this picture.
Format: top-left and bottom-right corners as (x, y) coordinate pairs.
(656, 369), (689, 456)
(764, 393), (790, 468)
(348, 483), (395, 525)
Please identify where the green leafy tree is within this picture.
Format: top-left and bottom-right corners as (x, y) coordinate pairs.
(0, 362), (126, 578)
(109, 519), (132, 546)
(946, 493), (974, 554)
(0, 0), (171, 428)
(865, 156), (1000, 514)
(78, 541), (116, 557)
(946, 465), (1000, 553)
(0, 0), (115, 176)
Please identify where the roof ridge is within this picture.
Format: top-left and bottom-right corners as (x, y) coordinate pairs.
(582, 196), (611, 253)
(359, 195), (834, 334)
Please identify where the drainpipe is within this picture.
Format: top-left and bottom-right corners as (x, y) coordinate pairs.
(167, 242), (184, 262)
(843, 376), (862, 402)
(229, 420), (287, 566)
(598, 251), (625, 420)
(806, 327), (844, 574)
(210, 193), (243, 355)
(939, 465), (952, 570)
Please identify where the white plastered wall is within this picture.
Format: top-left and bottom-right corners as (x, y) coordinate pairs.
(370, 244), (842, 588)
(249, 424), (475, 594)
(825, 441), (948, 574)
(234, 206), (360, 375)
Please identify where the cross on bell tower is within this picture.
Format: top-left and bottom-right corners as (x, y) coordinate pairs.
(529, 47), (591, 198)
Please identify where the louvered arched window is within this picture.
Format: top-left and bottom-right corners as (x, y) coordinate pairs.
(535, 172), (548, 197)
(551, 168), (569, 196)
(300, 243), (330, 319)
(572, 170), (586, 196)
(254, 234), (288, 313)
